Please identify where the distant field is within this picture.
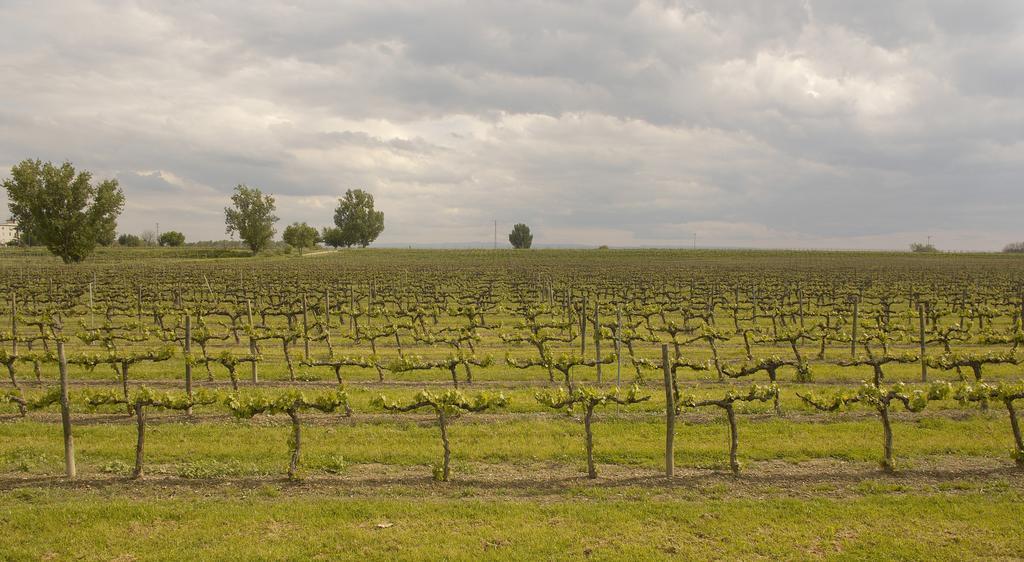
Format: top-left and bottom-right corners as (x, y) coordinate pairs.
(1, 248), (1023, 560)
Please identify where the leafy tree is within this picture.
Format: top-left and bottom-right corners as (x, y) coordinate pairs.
(321, 226), (345, 248)
(509, 223), (533, 249)
(333, 189), (384, 247)
(282, 222), (320, 255)
(3, 159), (125, 263)
(96, 229), (117, 247)
(910, 242), (938, 253)
(158, 231), (186, 247)
(117, 233), (143, 247)
(225, 184), (278, 255)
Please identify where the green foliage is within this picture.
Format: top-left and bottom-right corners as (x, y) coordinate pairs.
(224, 184), (278, 255)
(508, 223), (533, 249)
(224, 389), (350, 418)
(373, 389), (508, 416)
(321, 226), (346, 248)
(281, 222), (320, 255)
(680, 383), (779, 409)
(158, 231), (186, 247)
(83, 387), (219, 410)
(910, 242), (938, 253)
(333, 189), (384, 248)
(1, 388), (61, 411)
(535, 384), (649, 410)
(3, 159), (125, 263)
(117, 233), (143, 247)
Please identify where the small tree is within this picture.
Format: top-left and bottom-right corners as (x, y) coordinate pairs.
(1003, 242), (1024, 253)
(158, 231), (186, 247)
(321, 227), (345, 248)
(117, 233), (143, 247)
(955, 382), (1024, 466)
(225, 389), (351, 480)
(225, 184), (278, 255)
(680, 384), (778, 475)
(333, 189), (384, 247)
(3, 159), (125, 263)
(373, 389), (507, 481)
(508, 223), (533, 249)
(799, 382), (950, 472)
(282, 222), (320, 255)
(535, 385), (649, 478)
(910, 242), (938, 253)
(85, 387), (218, 479)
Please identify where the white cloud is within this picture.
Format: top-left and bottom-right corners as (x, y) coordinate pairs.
(0, 0), (1022, 250)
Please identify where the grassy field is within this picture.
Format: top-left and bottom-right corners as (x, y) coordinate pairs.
(2, 248), (1024, 560)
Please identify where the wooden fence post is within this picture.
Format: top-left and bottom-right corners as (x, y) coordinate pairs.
(663, 344), (674, 477)
(56, 334), (76, 479)
(302, 292), (310, 361)
(594, 299), (601, 383)
(580, 294), (587, 356)
(919, 304), (927, 382)
(615, 307), (622, 387)
(185, 313), (193, 415)
(247, 299), (258, 384)
(850, 298), (859, 358)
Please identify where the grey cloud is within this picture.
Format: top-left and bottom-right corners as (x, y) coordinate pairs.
(0, 0), (1022, 250)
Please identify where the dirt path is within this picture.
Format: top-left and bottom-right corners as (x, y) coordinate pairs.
(1, 457), (1020, 501)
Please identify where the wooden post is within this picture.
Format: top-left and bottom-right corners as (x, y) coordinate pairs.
(10, 294), (17, 357)
(247, 299), (258, 383)
(301, 292), (310, 361)
(594, 299), (601, 383)
(919, 304), (927, 382)
(88, 281), (94, 328)
(662, 344), (674, 477)
(615, 307), (622, 387)
(850, 298), (859, 358)
(580, 294), (587, 356)
(56, 336), (76, 479)
(324, 289), (331, 328)
(184, 314), (193, 415)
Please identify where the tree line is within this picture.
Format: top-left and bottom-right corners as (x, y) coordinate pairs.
(2, 159), (386, 262)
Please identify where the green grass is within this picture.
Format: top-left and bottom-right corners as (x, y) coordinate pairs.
(1, 486), (1021, 560)
(1, 412), (1018, 477)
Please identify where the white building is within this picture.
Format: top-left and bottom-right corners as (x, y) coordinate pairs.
(0, 219), (18, 245)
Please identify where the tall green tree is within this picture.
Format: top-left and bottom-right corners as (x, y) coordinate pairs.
(321, 226), (345, 249)
(158, 231), (186, 247)
(3, 159), (125, 263)
(282, 222), (320, 255)
(224, 185), (278, 255)
(509, 223), (533, 249)
(333, 189), (384, 247)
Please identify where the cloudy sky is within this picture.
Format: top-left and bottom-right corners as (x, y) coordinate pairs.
(1, 1), (1022, 250)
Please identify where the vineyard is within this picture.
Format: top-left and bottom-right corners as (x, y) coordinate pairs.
(3, 249), (1024, 559)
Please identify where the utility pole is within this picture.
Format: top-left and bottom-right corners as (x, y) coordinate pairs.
(692, 232), (697, 250)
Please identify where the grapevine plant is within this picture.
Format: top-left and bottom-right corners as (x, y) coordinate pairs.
(680, 384), (778, 475)
(225, 389), (351, 480)
(373, 389), (507, 481)
(799, 382), (951, 472)
(85, 387), (219, 478)
(535, 384), (650, 479)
